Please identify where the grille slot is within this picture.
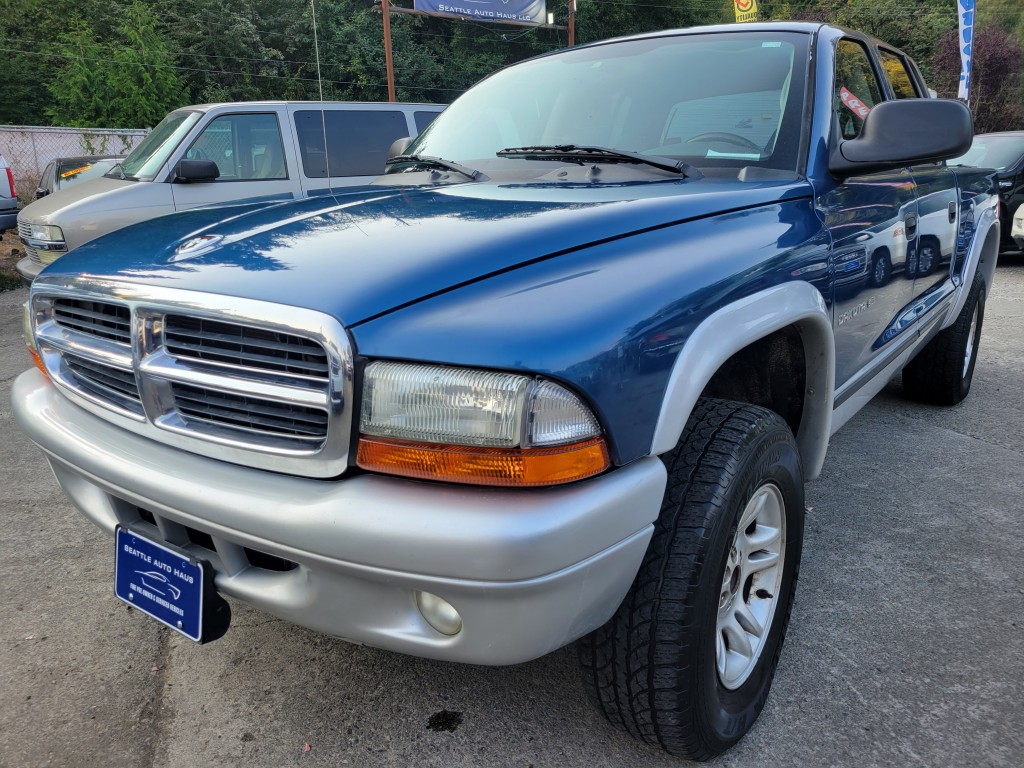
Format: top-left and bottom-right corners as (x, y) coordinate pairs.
(64, 353), (141, 406)
(171, 383), (328, 442)
(53, 298), (132, 344)
(164, 315), (329, 379)
(133, 508), (298, 574)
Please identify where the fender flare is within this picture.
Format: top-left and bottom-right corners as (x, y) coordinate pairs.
(649, 281), (835, 480)
(945, 203), (999, 327)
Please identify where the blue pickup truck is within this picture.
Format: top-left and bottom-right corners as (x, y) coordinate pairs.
(13, 22), (998, 759)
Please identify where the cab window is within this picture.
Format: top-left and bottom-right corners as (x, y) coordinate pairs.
(878, 49), (921, 99)
(185, 113), (287, 181)
(834, 40), (884, 139)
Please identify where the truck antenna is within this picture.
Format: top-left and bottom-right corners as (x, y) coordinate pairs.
(310, 0), (331, 183)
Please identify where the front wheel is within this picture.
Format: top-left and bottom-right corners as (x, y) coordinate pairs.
(577, 399), (804, 760)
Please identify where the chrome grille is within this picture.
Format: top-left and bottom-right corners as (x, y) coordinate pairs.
(17, 221), (31, 239)
(53, 299), (132, 343)
(164, 315), (329, 379)
(30, 281), (354, 478)
(171, 383), (328, 443)
(63, 353), (142, 412)
(25, 244), (43, 266)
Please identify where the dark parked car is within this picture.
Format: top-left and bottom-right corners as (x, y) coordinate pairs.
(949, 131), (1024, 251)
(34, 155), (123, 200)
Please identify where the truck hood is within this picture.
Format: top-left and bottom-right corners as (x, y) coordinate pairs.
(44, 176), (812, 326)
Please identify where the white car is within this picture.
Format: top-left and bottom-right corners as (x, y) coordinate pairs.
(1013, 203), (1024, 251)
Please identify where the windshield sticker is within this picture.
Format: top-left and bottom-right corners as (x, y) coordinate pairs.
(706, 150), (761, 160)
(60, 165), (93, 178)
(840, 87), (871, 119)
(762, 42), (782, 48)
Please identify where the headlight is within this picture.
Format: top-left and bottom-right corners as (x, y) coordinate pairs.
(358, 361), (609, 486)
(27, 223), (65, 242)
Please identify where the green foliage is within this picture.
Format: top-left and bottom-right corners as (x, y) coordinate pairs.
(107, 2), (186, 126)
(43, 1), (183, 127)
(2, 0), (1023, 129)
(44, 19), (117, 126)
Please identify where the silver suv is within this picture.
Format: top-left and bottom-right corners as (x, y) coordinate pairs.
(0, 154), (17, 234)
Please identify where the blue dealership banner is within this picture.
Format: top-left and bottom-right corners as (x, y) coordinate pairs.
(414, 0), (547, 25)
(956, 0), (975, 101)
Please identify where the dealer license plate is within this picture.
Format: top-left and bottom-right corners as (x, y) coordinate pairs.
(115, 526), (205, 641)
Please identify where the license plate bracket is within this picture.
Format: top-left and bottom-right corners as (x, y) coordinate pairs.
(114, 525), (230, 643)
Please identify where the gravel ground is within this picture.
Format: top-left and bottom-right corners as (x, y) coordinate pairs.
(1, 259), (1022, 768)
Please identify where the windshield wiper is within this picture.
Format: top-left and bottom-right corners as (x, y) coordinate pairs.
(496, 145), (701, 178)
(385, 154), (483, 181)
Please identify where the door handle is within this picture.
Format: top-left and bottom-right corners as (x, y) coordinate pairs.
(904, 214), (917, 239)
(948, 202), (957, 223)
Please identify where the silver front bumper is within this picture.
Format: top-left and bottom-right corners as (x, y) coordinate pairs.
(13, 369), (666, 664)
(15, 255), (42, 287)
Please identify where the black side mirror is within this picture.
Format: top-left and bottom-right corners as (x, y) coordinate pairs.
(388, 137), (414, 159)
(829, 99), (973, 177)
(35, 189), (48, 199)
(173, 159), (220, 183)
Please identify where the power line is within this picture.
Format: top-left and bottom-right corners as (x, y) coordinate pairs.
(0, 46), (468, 94)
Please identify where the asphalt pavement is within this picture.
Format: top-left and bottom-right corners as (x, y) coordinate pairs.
(1, 261), (1022, 768)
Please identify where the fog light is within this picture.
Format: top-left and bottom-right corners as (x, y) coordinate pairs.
(415, 591), (462, 636)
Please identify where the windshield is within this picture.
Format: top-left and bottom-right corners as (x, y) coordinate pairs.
(949, 134), (1024, 171)
(406, 31), (810, 176)
(115, 110), (202, 180)
(57, 159), (121, 189)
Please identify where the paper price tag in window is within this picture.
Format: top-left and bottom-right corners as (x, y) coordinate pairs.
(840, 87), (871, 119)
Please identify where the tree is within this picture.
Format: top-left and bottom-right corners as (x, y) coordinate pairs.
(44, 19), (118, 126)
(107, 1), (186, 127)
(933, 23), (1023, 133)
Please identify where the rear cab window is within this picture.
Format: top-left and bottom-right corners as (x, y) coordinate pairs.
(878, 49), (922, 99)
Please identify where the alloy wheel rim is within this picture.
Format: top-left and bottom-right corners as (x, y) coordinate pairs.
(874, 258), (886, 283)
(920, 244), (935, 273)
(963, 303), (979, 378)
(716, 483), (786, 690)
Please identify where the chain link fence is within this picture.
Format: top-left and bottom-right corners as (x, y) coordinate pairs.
(0, 126), (149, 203)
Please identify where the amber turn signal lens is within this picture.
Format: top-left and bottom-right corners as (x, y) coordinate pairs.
(28, 347), (48, 378)
(357, 435), (610, 487)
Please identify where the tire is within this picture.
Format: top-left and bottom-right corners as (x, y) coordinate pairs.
(870, 250), (891, 286)
(577, 399), (805, 760)
(902, 272), (985, 406)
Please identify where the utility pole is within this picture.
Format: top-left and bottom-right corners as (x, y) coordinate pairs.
(382, 0), (397, 102)
(568, 0), (576, 47)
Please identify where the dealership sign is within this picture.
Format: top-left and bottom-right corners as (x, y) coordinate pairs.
(734, 0), (758, 23)
(414, 0), (547, 25)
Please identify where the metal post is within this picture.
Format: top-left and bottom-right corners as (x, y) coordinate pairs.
(382, 0), (397, 102)
(568, 0), (575, 47)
